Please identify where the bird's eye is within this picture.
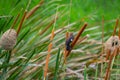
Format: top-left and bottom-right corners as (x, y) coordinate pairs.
(70, 39), (73, 42)
(115, 41), (118, 45)
(112, 42), (114, 47)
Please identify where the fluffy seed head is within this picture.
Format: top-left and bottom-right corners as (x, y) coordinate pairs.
(0, 29), (17, 50)
(105, 35), (120, 52)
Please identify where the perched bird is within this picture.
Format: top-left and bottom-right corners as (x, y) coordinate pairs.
(65, 33), (74, 51)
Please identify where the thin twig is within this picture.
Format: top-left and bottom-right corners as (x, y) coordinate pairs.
(100, 15), (104, 78)
(101, 16), (104, 55)
(50, 28), (55, 40)
(26, 0), (44, 19)
(77, 35), (89, 44)
(106, 49), (111, 61)
(39, 16), (58, 35)
(44, 53), (50, 78)
(105, 48), (118, 80)
(44, 28), (55, 79)
(17, 11), (27, 35)
(66, 31), (69, 40)
(112, 19), (119, 36)
(118, 19), (120, 39)
(11, 13), (20, 29)
(66, 68), (84, 79)
(64, 32), (69, 64)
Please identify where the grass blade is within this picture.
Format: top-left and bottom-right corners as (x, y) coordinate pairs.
(53, 48), (60, 80)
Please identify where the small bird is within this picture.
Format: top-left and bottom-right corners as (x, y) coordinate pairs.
(65, 33), (74, 51)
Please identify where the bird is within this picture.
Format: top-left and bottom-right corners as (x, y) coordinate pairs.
(65, 33), (74, 51)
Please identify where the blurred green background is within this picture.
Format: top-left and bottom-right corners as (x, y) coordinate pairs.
(0, 0), (120, 38)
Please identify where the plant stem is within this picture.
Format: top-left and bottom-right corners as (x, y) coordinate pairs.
(53, 48), (60, 80)
(0, 51), (11, 80)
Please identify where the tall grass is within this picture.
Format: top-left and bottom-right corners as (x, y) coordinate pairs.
(0, 0), (120, 80)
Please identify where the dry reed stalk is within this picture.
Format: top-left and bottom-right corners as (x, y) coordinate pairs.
(48, 43), (52, 53)
(116, 48), (119, 57)
(118, 19), (120, 55)
(118, 20), (120, 39)
(11, 13), (20, 29)
(100, 16), (104, 77)
(102, 16), (104, 44)
(63, 32), (69, 64)
(39, 16), (58, 35)
(101, 16), (104, 56)
(105, 48), (118, 80)
(50, 28), (55, 40)
(44, 53), (51, 78)
(112, 19), (119, 36)
(117, 28), (120, 55)
(21, 66), (38, 78)
(106, 50), (111, 61)
(26, 0), (44, 19)
(66, 23), (88, 57)
(63, 50), (68, 64)
(17, 11), (27, 35)
(117, 24), (120, 55)
(77, 35), (89, 44)
(44, 28), (54, 78)
(66, 31), (69, 40)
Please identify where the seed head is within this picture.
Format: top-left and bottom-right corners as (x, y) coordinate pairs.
(105, 35), (120, 52)
(0, 29), (17, 50)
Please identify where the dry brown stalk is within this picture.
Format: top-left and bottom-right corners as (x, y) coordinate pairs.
(112, 19), (119, 36)
(11, 13), (20, 29)
(77, 35), (89, 44)
(101, 16), (104, 56)
(39, 16), (58, 35)
(63, 32), (69, 64)
(17, 11), (27, 35)
(26, 0), (44, 19)
(44, 28), (55, 78)
(106, 49), (111, 61)
(66, 31), (69, 40)
(48, 43), (52, 53)
(104, 19), (119, 80)
(118, 19), (120, 55)
(102, 16), (104, 44)
(100, 16), (104, 77)
(44, 53), (51, 78)
(118, 21), (120, 39)
(116, 48), (119, 57)
(66, 23), (88, 57)
(105, 48), (118, 80)
(63, 50), (68, 64)
(50, 28), (55, 40)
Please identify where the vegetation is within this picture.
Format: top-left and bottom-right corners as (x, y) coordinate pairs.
(0, 0), (120, 80)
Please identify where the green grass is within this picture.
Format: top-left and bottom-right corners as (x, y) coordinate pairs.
(0, 0), (120, 80)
